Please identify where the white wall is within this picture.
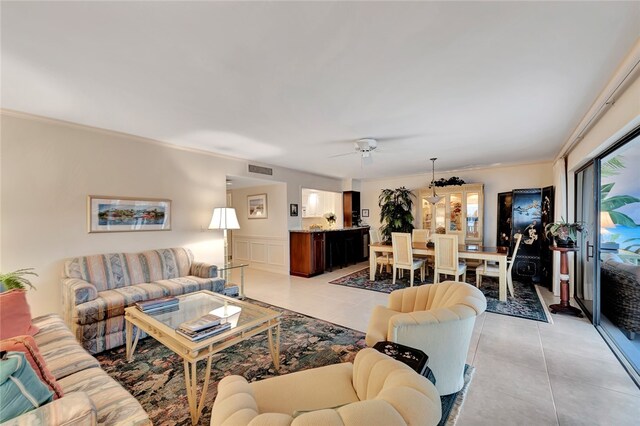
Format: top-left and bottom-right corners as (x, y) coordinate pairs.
(230, 183), (289, 273)
(0, 112), (343, 316)
(360, 162), (553, 246)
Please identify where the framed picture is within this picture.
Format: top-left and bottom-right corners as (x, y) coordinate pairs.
(247, 193), (268, 219)
(88, 195), (171, 233)
(362, 208), (370, 218)
(290, 203), (299, 217)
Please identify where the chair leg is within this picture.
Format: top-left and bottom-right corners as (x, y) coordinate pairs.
(463, 271), (467, 283)
(392, 266), (397, 285)
(421, 264), (425, 282)
(434, 269), (439, 283)
(476, 272), (481, 288)
(410, 269), (414, 287)
(507, 274), (515, 297)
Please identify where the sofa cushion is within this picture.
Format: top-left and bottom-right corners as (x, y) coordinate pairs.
(0, 351), (54, 423)
(73, 277), (223, 325)
(32, 314), (100, 380)
(57, 366), (149, 425)
(64, 248), (194, 292)
(0, 290), (39, 339)
(0, 335), (64, 399)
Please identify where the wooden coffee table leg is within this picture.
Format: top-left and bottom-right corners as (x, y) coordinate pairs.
(183, 356), (215, 426)
(125, 319), (140, 362)
(267, 322), (281, 371)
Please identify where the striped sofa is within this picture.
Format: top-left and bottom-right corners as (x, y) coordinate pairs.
(62, 247), (226, 354)
(3, 314), (150, 425)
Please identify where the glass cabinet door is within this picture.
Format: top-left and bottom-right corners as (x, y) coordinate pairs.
(466, 192), (480, 239)
(449, 193), (463, 232)
(422, 198), (432, 230)
(435, 199), (446, 234)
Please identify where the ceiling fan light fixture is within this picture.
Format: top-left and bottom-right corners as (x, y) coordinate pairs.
(427, 157), (442, 204)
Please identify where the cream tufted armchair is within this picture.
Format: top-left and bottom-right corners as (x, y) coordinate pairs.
(210, 348), (442, 426)
(366, 281), (486, 395)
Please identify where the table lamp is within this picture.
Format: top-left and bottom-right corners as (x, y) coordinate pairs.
(208, 208), (240, 271)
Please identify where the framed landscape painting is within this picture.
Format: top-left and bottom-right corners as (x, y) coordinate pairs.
(247, 193), (268, 219)
(88, 195), (171, 233)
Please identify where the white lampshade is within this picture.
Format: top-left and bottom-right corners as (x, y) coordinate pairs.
(208, 208), (240, 230)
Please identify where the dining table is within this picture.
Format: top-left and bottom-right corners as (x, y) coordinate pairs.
(369, 241), (510, 301)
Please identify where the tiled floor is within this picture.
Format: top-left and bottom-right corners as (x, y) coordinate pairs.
(242, 262), (640, 425)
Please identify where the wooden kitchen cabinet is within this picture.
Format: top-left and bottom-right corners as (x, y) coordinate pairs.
(290, 231), (325, 277)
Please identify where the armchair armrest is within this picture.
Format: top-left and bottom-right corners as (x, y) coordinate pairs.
(1, 391), (97, 426)
(190, 262), (219, 279)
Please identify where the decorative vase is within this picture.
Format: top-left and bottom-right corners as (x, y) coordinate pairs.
(554, 236), (575, 248)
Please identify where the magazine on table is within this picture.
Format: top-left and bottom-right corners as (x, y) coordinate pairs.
(175, 322), (231, 341)
(178, 314), (222, 332)
(135, 296), (178, 312)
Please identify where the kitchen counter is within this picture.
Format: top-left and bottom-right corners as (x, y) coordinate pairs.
(290, 226), (370, 277)
(290, 225), (370, 233)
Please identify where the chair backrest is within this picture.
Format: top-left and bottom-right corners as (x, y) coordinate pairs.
(508, 233), (523, 273)
(434, 234), (459, 272)
(369, 229), (380, 244)
(412, 229), (430, 243)
(391, 232), (413, 268)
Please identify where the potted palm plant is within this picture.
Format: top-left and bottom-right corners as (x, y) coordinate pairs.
(0, 268), (38, 292)
(378, 187), (415, 243)
(544, 218), (586, 248)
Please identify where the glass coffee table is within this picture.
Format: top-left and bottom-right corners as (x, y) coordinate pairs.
(124, 291), (281, 425)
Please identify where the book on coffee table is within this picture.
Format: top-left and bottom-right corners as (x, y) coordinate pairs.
(179, 314), (222, 332)
(176, 322), (231, 341)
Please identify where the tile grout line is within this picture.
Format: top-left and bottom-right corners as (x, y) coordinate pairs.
(538, 322), (561, 426)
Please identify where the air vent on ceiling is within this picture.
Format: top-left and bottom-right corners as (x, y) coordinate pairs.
(248, 164), (273, 176)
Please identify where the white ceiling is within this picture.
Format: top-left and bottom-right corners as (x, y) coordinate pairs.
(2, 1), (639, 180)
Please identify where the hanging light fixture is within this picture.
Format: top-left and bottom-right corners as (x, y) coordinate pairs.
(426, 157), (443, 204)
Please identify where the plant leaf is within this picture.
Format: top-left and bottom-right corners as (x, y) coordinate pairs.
(601, 195), (640, 212)
(609, 211), (638, 228)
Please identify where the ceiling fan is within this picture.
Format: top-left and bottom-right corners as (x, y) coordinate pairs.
(329, 138), (381, 165)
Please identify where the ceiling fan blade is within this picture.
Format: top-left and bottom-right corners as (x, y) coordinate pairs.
(328, 151), (357, 158)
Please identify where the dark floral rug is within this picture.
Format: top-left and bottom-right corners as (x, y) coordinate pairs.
(330, 267), (550, 323)
(96, 301), (470, 425)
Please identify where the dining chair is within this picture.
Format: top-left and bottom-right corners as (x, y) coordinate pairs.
(391, 232), (425, 286)
(370, 229), (393, 274)
(434, 234), (467, 283)
(412, 229), (430, 243)
(476, 233), (522, 297)
(412, 229), (433, 275)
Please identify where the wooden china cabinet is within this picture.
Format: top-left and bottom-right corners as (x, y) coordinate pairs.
(418, 183), (484, 245)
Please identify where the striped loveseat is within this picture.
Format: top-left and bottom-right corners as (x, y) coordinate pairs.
(62, 247), (226, 354)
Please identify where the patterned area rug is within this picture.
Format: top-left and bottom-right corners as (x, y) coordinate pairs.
(96, 301), (471, 425)
(329, 267), (550, 323)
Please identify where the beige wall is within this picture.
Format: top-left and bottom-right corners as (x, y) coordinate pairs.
(229, 184), (289, 273)
(0, 112), (342, 315)
(360, 162), (554, 247)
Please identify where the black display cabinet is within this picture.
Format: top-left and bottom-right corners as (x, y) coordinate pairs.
(496, 186), (554, 286)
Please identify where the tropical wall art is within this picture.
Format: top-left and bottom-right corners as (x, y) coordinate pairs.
(87, 195), (171, 233)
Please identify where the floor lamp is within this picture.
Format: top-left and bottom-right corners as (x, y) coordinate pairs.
(208, 207), (240, 278)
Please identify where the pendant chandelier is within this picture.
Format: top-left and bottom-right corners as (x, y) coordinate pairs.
(426, 157), (443, 204)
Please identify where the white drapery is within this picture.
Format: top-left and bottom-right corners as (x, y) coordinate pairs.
(552, 157), (567, 296)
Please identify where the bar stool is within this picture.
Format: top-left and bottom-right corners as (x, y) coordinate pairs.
(326, 234), (343, 272)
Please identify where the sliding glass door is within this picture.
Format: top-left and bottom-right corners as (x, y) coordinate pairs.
(575, 163), (597, 318)
(576, 126), (640, 382)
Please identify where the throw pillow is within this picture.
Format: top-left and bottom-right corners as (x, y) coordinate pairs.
(0, 351), (54, 422)
(0, 336), (63, 399)
(0, 290), (39, 340)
